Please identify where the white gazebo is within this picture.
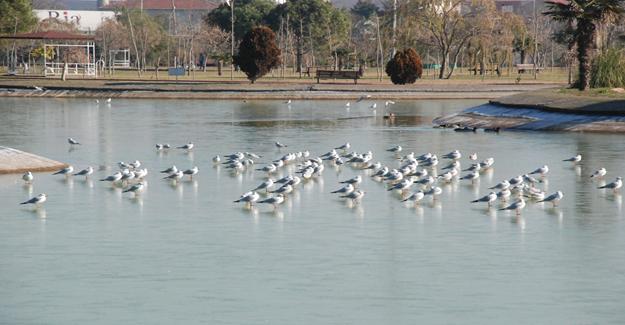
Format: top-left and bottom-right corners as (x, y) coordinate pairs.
(1, 30), (97, 77)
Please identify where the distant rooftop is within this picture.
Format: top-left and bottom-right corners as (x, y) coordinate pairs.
(33, 0), (99, 10)
(102, 0), (219, 10)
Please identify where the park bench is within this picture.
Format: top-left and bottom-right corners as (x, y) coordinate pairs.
(516, 64), (544, 74)
(316, 69), (362, 84)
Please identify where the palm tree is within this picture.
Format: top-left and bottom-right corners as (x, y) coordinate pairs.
(544, 0), (624, 90)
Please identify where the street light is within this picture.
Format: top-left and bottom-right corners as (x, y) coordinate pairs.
(228, 0), (234, 80)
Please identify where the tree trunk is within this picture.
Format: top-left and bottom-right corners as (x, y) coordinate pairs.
(438, 49), (447, 79)
(296, 34), (302, 73)
(576, 20), (595, 91)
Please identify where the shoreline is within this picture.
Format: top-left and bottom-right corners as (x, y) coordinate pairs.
(0, 78), (562, 100)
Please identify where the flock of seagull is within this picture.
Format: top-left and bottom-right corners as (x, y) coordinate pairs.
(17, 130), (624, 217)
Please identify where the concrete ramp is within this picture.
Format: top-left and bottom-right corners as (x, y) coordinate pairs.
(0, 146), (67, 174)
(433, 104), (625, 133)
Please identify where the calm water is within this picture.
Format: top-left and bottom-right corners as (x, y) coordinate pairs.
(1, 97), (624, 324)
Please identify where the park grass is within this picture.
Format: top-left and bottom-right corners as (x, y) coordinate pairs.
(0, 65), (570, 85)
(557, 87), (625, 99)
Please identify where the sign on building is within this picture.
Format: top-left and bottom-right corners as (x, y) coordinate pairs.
(34, 10), (117, 32)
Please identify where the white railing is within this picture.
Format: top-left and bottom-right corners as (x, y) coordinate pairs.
(44, 62), (96, 76)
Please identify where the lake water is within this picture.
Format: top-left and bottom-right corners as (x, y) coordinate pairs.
(1, 97), (624, 324)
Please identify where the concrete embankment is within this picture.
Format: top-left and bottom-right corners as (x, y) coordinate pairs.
(0, 146), (67, 174)
(0, 79), (561, 100)
(433, 90), (625, 132)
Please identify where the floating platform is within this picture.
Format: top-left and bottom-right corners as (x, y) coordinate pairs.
(433, 103), (625, 132)
(0, 146), (67, 174)
(434, 90), (625, 133)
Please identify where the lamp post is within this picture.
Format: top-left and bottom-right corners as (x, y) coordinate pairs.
(230, 0), (234, 80)
(533, 0), (537, 80)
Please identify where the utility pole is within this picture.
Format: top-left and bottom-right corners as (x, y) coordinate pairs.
(392, 0), (397, 57)
(230, 0), (234, 80)
(533, 0), (537, 80)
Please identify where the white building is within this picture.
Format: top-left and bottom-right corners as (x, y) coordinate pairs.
(34, 10), (117, 32)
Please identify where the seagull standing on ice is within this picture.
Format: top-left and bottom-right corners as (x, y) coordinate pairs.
(123, 182), (144, 196)
(590, 168), (606, 179)
(161, 165), (178, 174)
(183, 166), (199, 180)
(177, 142), (194, 150)
(234, 192), (260, 205)
(20, 193), (47, 206)
(258, 194), (285, 208)
(163, 170), (184, 182)
(340, 175), (362, 187)
(529, 165), (549, 177)
(598, 177), (623, 193)
(52, 166), (74, 176)
(424, 186), (443, 200)
(341, 189), (365, 204)
(253, 179), (274, 192)
(402, 191), (424, 205)
(471, 192), (498, 207)
(331, 183), (355, 194)
(499, 198), (526, 215)
(22, 171), (33, 184)
(563, 154), (582, 163)
(100, 171), (122, 183)
(74, 166), (94, 178)
(538, 191), (564, 207)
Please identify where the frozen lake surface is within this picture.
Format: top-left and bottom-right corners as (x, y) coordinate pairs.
(1, 97), (624, 324)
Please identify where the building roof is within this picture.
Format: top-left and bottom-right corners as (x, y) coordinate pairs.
(103, 0), (219, 10)
(0, 30), (95, 41)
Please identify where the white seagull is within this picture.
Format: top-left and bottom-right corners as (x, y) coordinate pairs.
(471, 192), (498, 207)
(386, 145), (402, 153)
(499, 198), (526, 215)
(341, 189), (365, 204)
(258, 194), (285, 208)
(563, 154), (582, 163)
(123, 182), (144, 196)
(52, 165), (74, 176)
(275, 141), (288, 148)
(22, 171), (33, 184)
(590, 168), (607, 179)
(234, 191), (260, 205)
(100, 171), (122, 183)
(340, 175), (362, 186)
(538, 191), (564, 207)
(598, 177), (623, 193)
(160, 165), (178, 174)
(529, 165), (549, 177)
(163, 170), (184, 182)
(331, 183), (355, 194)
(253, 179), (274, 192)
(177, 142), (194, 150)
(183, 166), (199, 179)
(20, 193), (47, 206)
(74, 166), (94, 178)
(402, 191), (425, 205)
(67, 137), (81, 145)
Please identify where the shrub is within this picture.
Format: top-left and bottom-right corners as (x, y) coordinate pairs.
(590, 48), (625, 88)
(385, 48), (423, 85)
(233, 26), (281, 83)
